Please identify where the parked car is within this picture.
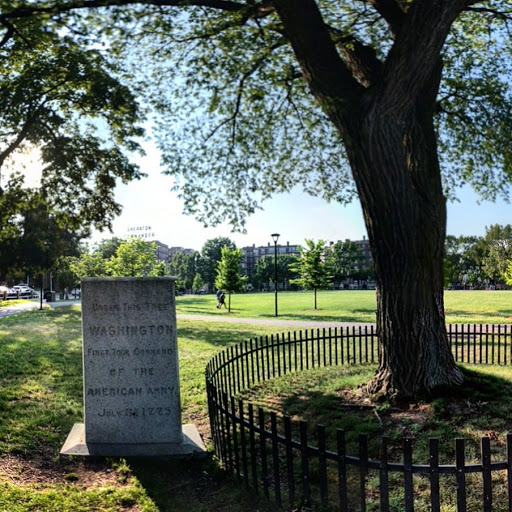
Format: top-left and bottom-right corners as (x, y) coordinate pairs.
(11, 285), (38, 299)
(70, 288), (81, 298)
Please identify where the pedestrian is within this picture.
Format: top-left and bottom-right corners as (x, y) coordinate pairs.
(218, 292), (227, 309)
(216, 289), (222, 309)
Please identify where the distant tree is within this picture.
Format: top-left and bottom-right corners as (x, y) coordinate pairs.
(253, 254), (299, 291)
(54, 256), (80, 297)
(443, 235), (486, 288)
(192, 273), (205, 293)
(214, 247), (246, 313)
(482, 225), (512, 285)
(198, 237), (236, 291)
(326, 241), (365, 288)
(68, 253), (107, 281)
(106, 239), (165, 277)
(0, 194), (82, 280)
(94, 238), (124, 260)
(167, 252), (198, 293)
(289, 240), (332, 310)
(505, 262), (512, 287)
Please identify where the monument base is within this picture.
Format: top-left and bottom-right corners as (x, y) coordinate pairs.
(59, 423), (207, 458)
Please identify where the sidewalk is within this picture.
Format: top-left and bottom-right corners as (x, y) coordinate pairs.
(0, 301), (373, 329)
(176, 314), (373, 329)
(0, 301), (41, 318)
(0, 300), (80, 319)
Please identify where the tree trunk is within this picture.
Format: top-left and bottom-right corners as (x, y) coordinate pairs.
(345, 95), (464, 398)
(271, 0), (468, 399)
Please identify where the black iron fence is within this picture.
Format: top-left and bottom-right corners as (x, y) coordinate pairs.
(205, 324), (512, 511)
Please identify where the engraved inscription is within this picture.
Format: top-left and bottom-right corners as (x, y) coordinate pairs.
(86, 386), (174, 396)
(98, 407), (172, 417)
(87, 348), (173, 357)
(92, 302), (171, 312)
(82, 278), (181, 445)
(88, 325), (173, 337)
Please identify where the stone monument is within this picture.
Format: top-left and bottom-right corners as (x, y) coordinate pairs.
(60, 277), (205, 457)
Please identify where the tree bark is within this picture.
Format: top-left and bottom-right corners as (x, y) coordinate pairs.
(272, 0), (467, 399)
(344, 90), (464, 398)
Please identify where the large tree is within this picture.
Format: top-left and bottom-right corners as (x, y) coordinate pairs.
(0, 2), (146, 272)
(3, 1), (512, 397)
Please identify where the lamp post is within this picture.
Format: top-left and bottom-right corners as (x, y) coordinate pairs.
(271, 233), (280, 317)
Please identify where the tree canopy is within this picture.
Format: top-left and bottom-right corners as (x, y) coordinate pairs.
(0, 2), (146, 279)
(3, 0), (512, 397)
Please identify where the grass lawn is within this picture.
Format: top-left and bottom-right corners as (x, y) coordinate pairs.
(0, 306), (289, 512)
(0, 299), (511, 510)
(240, 363), (512, 511)
(176, 289), (512, 324)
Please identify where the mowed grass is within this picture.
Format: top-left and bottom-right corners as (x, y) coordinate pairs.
(0, 295), (511, 511)
(240, 363), (512, 511)
(176, 289), (512, 324)
(0, 306), (289, 512)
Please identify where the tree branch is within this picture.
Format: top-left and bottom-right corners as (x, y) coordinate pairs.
(378, 0), (468, 114)
(2, 0), (264, 19)
(0, 19), (14, 48)
(328, 27), (384, 87)
(271, 0), (363, 122)
(367, 0), (406, 34)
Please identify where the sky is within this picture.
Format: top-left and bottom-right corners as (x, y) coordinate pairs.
(90, 140), (512, 251)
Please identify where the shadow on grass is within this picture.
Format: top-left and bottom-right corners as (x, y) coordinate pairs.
(0, 307), (83, 453)
(241, 365), (512, 462)
(257, 308), (376, 322)
(444, 310), (512, 322)
(129, 456), (280, 512)
(177, 323), (277, 348)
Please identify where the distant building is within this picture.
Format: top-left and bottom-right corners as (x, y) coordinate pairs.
(241, 241), (300, 280)
(169, 247), (196, 258)
(154, 241), (171, 263)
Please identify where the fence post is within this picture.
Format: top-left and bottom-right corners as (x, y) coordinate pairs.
(380, 437), (389, 512)
(300, 421), (311, 506)
(403, 438), (414, 512)
(456, 438), (466, 512)
(284, 416), (295, 507)
(270, 412), (282, 506)
(248, 403), (258, 493)
(259, 407), (269, 500)
(318, 424), (328, 508)
(359, 434), (369, 512)
(239, 399), (249, 489)
(429, 438), (440, 512)
(482, 436), (492, 512)
(337, 429), (348, 512)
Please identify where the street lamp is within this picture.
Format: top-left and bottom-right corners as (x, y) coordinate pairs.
(271, 233), (280, 317)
